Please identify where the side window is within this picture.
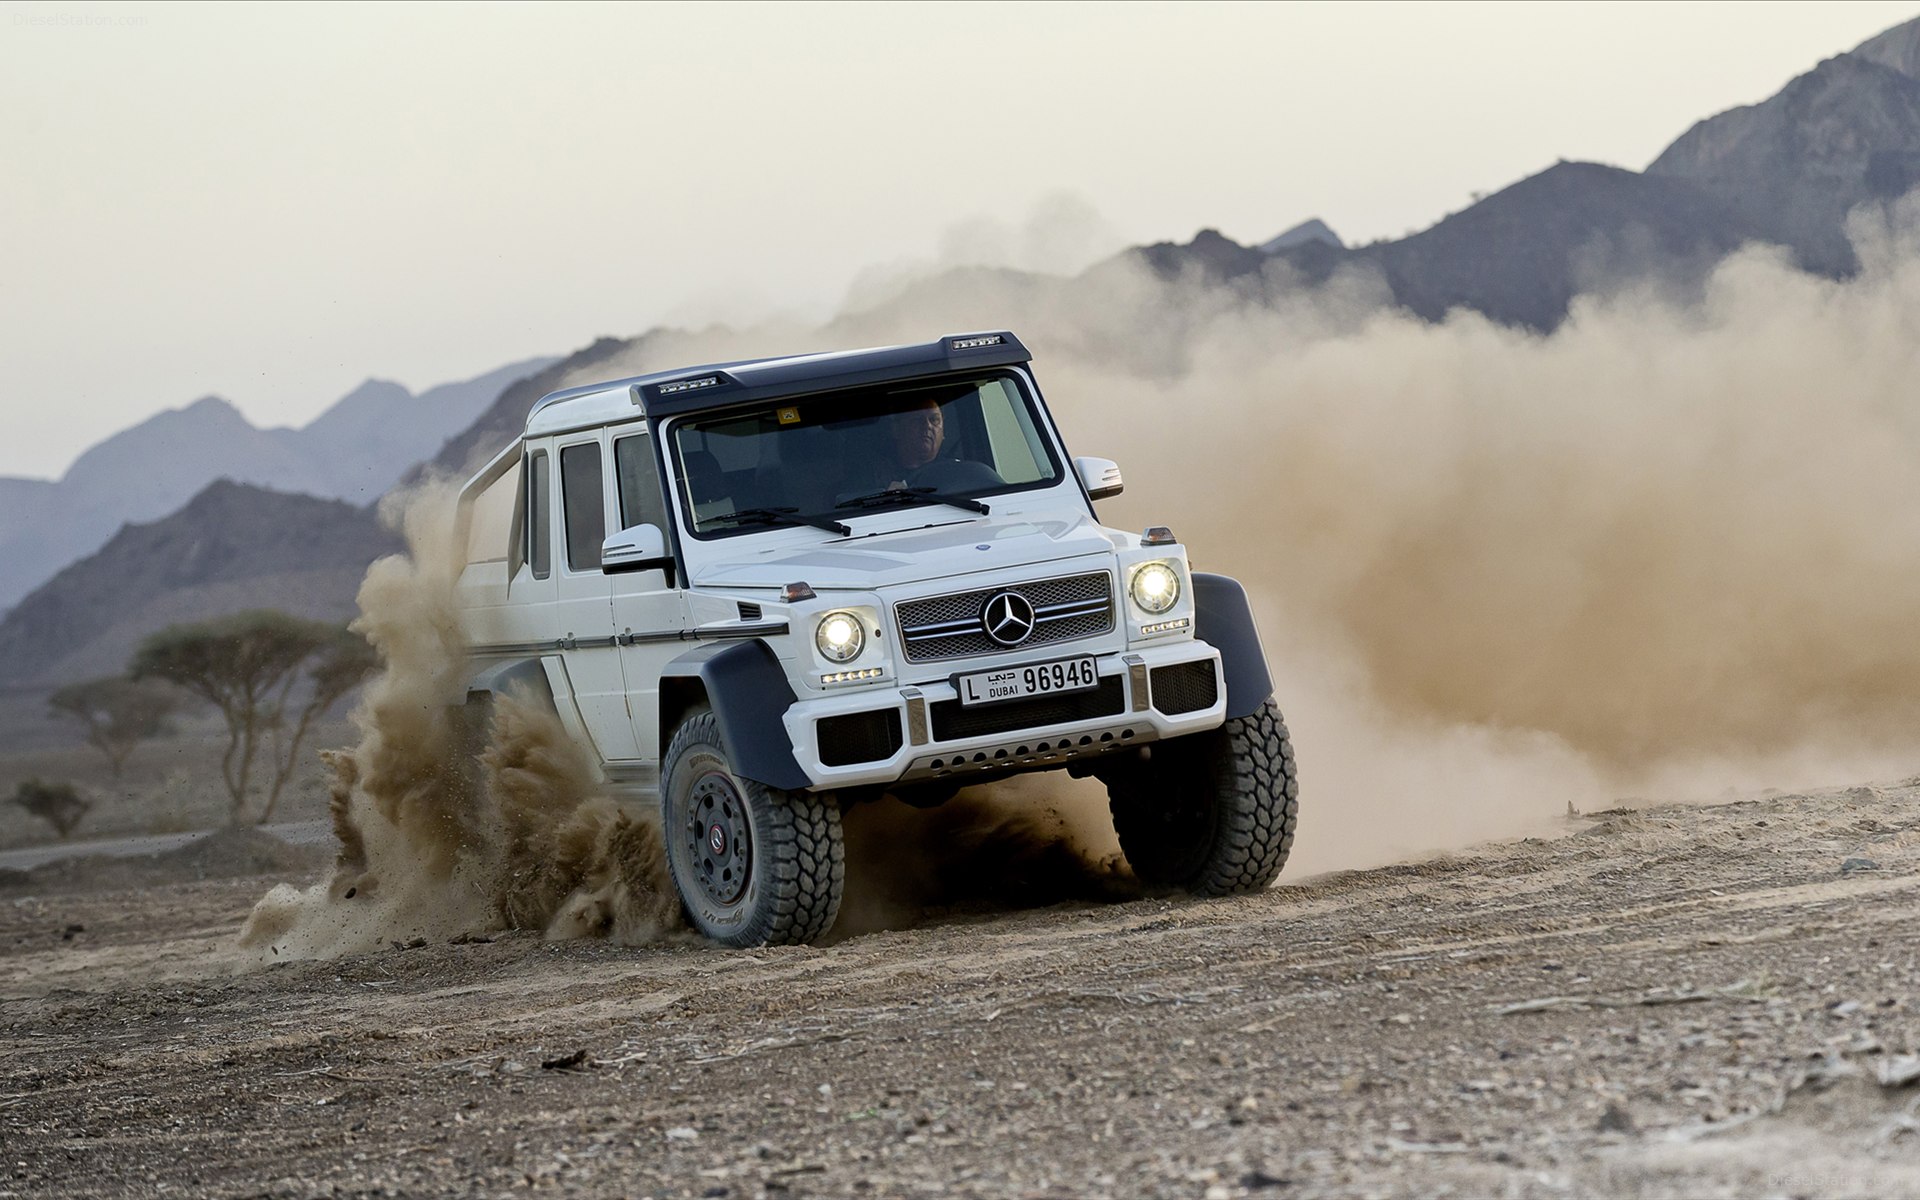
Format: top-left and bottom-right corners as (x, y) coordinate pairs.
(560, 441), (606, 572)
(615, 433), (668, 531)
(526, 450), (551, 580)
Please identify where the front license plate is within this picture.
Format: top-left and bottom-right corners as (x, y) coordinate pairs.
(956, 656), (1100, 707)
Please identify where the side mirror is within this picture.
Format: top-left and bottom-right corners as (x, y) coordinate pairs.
(1074, 456), (1124, 501)
(602, 524), (671, 575)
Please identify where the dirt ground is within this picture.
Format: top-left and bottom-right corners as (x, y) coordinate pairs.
(5, 780), (1920, 1199)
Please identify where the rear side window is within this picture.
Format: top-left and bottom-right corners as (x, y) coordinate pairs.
(560, 441), (605, 571)
(526, 450), (551, 579)
(615, 433), (668, 531)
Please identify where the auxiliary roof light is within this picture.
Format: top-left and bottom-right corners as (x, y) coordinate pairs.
(658, 375), (721, 395)
(950, 335), (1004, 350)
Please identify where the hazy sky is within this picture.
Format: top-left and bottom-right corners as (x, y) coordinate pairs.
(2, 0), (1915, 480)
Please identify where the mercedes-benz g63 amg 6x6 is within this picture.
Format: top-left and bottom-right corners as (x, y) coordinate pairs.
(454, 332), (1298, 946)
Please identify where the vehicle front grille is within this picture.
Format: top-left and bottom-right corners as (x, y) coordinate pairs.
(929, 675), (1126, 740)
(817, 709), (903, 767)
(895, 571), (1114, 662)
(1149, 660), (1219, 715)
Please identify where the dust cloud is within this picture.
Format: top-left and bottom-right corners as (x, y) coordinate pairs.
(252, 198), (1920, 946)
(578, 198), (1920, 873)
(240, 485), (680, 960)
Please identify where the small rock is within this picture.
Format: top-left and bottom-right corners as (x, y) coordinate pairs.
(1596, 1102), (1636, 1133)
(1877, 1056), (1920, 1088)
(666, 1126), (700, 1142)
(1829, 1000), (1863, 1018)
(1841, 858), (1881, 875)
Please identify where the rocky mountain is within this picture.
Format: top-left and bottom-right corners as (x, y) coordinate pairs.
(1354, 162), (1762, 327)
(293, 360), (557, 497)
(0, 481), (401, 686)
(0, 337), (635, 686)
(0, 356), (552, 616)
(1258, 218), (1343, 254)
(1129, 160), (1762, 330)
(1130, 16), (1920, 331)
(1648, 46), (1920, 274)
(1855, 16), (1920, 78)
(423, 338), (636, 481)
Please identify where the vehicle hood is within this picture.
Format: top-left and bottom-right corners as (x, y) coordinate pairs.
(690, 513), (1121, 591)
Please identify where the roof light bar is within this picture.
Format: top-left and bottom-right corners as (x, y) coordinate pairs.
(950, 335), (1004, 350)
(658, 375), (722, 395)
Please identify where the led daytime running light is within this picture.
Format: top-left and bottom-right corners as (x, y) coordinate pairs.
(821, 667), (885, 685)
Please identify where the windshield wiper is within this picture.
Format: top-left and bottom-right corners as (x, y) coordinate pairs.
(708, 506), (852, 537)
(835, 486), (990, 516)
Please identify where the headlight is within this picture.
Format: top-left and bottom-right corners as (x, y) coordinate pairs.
(815, 611), (865, 662)
(1130, 562), (1181, 614)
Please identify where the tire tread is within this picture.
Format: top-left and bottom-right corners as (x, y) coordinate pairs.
(663, 708), (844, 947)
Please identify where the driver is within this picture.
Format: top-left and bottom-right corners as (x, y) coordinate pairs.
(880, 399), (945, 489)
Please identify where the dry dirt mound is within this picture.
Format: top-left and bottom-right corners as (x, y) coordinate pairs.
(0, 826), (326, 896)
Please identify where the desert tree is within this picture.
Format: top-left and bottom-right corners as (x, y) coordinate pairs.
(47, 677), (181, 777)
(259, 626), (379, 823)
(131, 611), (377, 824)
(10, 778), (90, 840)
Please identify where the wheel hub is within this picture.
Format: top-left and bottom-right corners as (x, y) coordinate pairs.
(685, 771), (752, 906)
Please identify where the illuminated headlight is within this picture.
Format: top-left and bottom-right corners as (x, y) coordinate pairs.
(815, 611), (865, 662)
(1130, 562), (1181, 614)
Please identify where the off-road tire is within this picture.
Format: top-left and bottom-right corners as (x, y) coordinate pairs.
(1107, 697), (1298, 894)
(661, 706), (843, 947)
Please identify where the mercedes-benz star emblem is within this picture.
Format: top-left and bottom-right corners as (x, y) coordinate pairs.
(980, 591), (1037, 646)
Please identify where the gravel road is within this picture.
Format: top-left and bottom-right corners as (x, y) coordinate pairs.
(5, 782), (1920, 1198)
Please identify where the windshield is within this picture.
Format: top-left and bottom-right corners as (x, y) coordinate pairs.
(669, 372), (1064, 537)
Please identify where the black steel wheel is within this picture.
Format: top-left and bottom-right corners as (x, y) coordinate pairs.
(1107, 698), (1298, 895)
(661, 705), (843, 946)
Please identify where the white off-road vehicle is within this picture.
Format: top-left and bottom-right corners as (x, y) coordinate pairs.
(454, 332), (1298, 946)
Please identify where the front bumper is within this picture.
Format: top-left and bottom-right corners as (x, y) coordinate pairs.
(781, 640), (1227, 790)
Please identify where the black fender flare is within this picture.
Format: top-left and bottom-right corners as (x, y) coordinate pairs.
(1191, 573), (1275, 719)
(465, 656), (556, 711)
(660, 639), (812, 792)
